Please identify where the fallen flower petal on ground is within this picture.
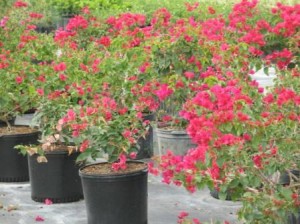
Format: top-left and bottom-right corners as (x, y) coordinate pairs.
(44, 198), (53, 205)
(35, 215), (45, 222)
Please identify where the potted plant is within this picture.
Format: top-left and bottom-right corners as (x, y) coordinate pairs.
(28, 0), (60, 34)
(146, 8), (257, 156)
(15, 29), (95, 202)
(156, 67), (299, 223)
(91, 12), (158, 159)
(151, 1), (300, 223)
(49, 0), (127, 29)
(21, 91), (84, 203)
(16, 12), (114, 202)
(0, 1), (43, 182)
(60, 84), (150, 223)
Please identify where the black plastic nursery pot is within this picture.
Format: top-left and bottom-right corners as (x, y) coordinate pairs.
(287, 210), (300, 224)
(0, 130), (39, 182)
(279, 170), (300, 185)
(279, 170), (300, 224)
(28, 150), (83, 203)
(79, 161), (148, 224)
(210, 189), (233, 201)
(136, 113), (155, 159)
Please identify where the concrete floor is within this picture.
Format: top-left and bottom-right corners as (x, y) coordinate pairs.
(0, 174), (241, 224)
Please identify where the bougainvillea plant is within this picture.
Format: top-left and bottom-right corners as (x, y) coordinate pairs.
(149, 1), (300, 223)
(0, 1), (48, 130)
(58, 89), (151, 170)
(1, 0), (299, 222)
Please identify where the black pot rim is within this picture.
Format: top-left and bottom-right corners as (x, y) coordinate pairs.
(79, 160), (148, 179)
(29, 144), (80, 156)
(0, 129), (40, 139)
(30, 150), (80, 156)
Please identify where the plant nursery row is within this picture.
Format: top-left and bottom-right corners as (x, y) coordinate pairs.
(0, 0), (299, 223)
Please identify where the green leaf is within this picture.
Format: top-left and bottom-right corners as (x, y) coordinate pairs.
(263, 67), (269, 75)
(216, 156), (225, 167)
(279, 187), (292, 201)
(76, 152), (89, 162)
(218, 191), (228, 200)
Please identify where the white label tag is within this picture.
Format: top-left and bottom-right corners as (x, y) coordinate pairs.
(14, 114), (36, 126)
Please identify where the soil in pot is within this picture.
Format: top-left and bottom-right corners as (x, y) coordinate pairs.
(0, 126), (36, 135)
(79, 161), (148, 224)
(28, 144), (83, 203)
(0, 126), (39, 182)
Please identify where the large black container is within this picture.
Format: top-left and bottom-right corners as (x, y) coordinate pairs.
(279, 170), (300, 185)
(0, 130), (39, 182)
(136, 113), (155, 159)
(79, 161), (148, 224)
(288, 210), (300, 224)
(279, 170), (300, 224)
(210, 189), (233, 201)
(28, 150), (83, 203)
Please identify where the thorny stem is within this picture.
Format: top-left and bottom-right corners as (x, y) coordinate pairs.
(5, 119), (11, 131)
(245, 186), (260, 194)
(0, 117), (12, 132)
(257, 169), (276, 187)
(287, 183), (300, 189)
(286, 169), (300, 184)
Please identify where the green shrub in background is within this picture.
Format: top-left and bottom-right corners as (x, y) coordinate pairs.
(49, 0), (131, 16)
(28, 0), (60, 28)
(0, 0), (15, 17)
(90, 0), (298, 25)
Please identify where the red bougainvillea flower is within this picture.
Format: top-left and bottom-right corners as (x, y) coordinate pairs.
(14, 0), (28, 8)
(80, 139), (89, 152)
(162, 115), (172, 122)
(59, 74), (67, 81)
(97, 36), (111, 47)
(44, 198), (53, 205)
(252, 154), (263, 168)
(66, 15), (89, 31)
(81, 6), (90, 14)
(154, 84), (173, 101)
(178, 211), (189, 219)
(184, 71), (195, 79)
(129, 152), (137, 159)
(66, 109), (76, 121)
(208, 6), (216, 14)
(29, 13), (43, 19)
(184, 2), (199, 12)
(53, 62), (66, 72)
(15, 76), (23, 84)
(35, 216), (45, 222)
(54, 29), (76, 45)
(112, 154), (127, 171)
(139, 62), (150, 73)
(192, 218), (201, 224)
(37, 88), (44, 96)
(0, 16), (9, 28)
(148, 162), (159, 176)
(265, 48), (293, 70)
